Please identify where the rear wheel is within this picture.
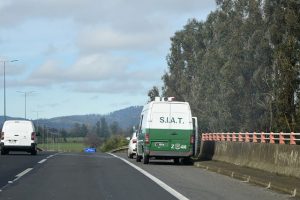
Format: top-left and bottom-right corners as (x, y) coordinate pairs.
(181, 158), (194, 165)
(174, 158), (180, 165)
(143, 153), (149, 164)
(136, 153), (141, 162)
(31, 148), (37, 155)
(1, 149), (8, 155)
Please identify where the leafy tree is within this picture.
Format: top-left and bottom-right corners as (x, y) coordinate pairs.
(148, 86), (160, 101)
(159, 0), (300, 132)
(110, 121), (120, 135)
(100, 117), (110, 138)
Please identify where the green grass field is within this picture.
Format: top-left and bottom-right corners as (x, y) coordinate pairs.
(38, 142), (86, 152)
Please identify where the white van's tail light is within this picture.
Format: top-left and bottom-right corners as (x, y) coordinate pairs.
(145, 133), (150, 144)
(1, 132), (4, 140)
(132, 139), (137, 143)
(31, 132), (36, 140)
(190, 135), (195, 144)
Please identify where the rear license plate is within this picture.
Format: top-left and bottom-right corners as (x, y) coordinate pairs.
(155, 142), (167, 147)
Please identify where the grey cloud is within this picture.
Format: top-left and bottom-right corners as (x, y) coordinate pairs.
(72, 80), (145, 94)
(0, 0), (215, 27)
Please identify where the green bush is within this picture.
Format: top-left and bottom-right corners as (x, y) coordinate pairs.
(100, 135), (128, 152)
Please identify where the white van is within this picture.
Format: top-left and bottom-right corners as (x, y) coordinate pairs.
(136, 97), (198, 164)
(1, 120), (38, 155)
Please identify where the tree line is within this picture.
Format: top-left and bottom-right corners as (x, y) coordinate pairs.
(37, 117), (132, 143)
(151, 0), (300, 132)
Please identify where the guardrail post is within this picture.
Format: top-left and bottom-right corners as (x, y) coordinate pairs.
(216, 133), (220, 141)
(226, 132), (231, 141)
(270, 132), (275, 144)
(279, 132), (285, 144)
(261, 132), (266, 143)
(232, 132), (236, 142)
(238, 132), (243, 142)
(221, 133), (225, 141)
(290, 132), (296, 145)
(245, 132), (250, 142)
(253, 132), (257, 143)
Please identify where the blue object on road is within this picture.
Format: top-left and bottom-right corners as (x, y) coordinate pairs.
(84, 147), (96, 153)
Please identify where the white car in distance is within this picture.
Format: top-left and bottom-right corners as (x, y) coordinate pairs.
(1, 120), (38, 155)
(127, 131), (137, 159)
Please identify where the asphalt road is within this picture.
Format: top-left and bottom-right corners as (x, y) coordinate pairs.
(0, 152), (175, 200)
(0, 152), (291, 200)
(0, 151), (53, 188)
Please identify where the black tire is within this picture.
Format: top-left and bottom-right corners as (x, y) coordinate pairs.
(143, 153), (149, 164)
(1, 149), (8, 155)
(136, 153), (141, 162)
(129, 153), (133, 159)
(181, 158), (194, 165)
(174, 158), (180, 165)
(31, 149), (37, 155)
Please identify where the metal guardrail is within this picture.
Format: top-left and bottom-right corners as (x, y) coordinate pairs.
(201, 132), (300, 145)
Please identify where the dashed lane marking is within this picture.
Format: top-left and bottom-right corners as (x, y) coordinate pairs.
(38, 159), (47, 164)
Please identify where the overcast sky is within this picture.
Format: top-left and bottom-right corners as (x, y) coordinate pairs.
(0, 0), (216, 119)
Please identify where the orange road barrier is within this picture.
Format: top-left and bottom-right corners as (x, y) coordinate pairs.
(269, 132), (275, 144)
(204, 133), (208, 141)
(245, 132), (250, 142)
(226, 133), (231, 141)
(279, 132), (285, 144)
(232, 132), (237, 142)
(221, 133), (225, 141)
(216, 133), (220, 141)
(261, 132), (266, 143)
(290, 132), (296, 145)
(253, 132), (257, 143)
(238, 132), (243, 142)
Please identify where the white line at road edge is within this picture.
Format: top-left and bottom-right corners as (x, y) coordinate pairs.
(108, 153), (189, 200)
(38, 159), (47, 164)
(13, 168), (33, 182)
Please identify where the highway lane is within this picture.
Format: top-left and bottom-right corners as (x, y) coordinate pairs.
(0, 151), (53, 189)
(0, 152), (176, 200)
(0, 152), (291, 200)
(114, 153), (291, 200)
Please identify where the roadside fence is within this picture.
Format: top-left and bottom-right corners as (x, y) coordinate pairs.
(201, 132), (300, 145)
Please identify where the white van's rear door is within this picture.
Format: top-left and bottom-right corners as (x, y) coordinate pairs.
(3, 121), (33, 146)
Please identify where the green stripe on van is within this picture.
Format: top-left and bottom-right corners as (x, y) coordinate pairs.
(145, 128), (193, 152)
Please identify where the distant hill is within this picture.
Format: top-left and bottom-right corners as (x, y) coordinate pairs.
(0, 106), (143, 130)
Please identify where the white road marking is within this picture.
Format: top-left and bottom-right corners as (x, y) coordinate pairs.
(15, 168), (33, 178)
(13, 168), (33, 182)
(47, 152), (60, 159)
(38, 159), (47, 164)
(108, 153), (189, 200)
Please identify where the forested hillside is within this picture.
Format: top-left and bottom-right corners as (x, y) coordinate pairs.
(160, 0), (300, 132)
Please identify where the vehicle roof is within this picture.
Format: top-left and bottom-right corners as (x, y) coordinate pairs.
(4, 120), (33, 124)
(142, 101), (190, 112)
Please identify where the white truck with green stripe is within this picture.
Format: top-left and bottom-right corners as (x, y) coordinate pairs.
(136, 97), (198, 164)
